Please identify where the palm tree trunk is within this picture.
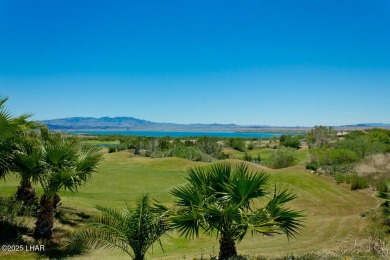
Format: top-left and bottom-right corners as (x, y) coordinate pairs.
(33, 195), (55, 239)
(16, 179), (36, 206)
(218, 237), (237, 259)
(134, 254), (145, 260)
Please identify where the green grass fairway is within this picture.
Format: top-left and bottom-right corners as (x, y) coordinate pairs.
(0, 151), (378, 259)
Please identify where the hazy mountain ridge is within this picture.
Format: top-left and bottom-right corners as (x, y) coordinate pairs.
(41, 117), (390, 131)
(42, 117), (245, 131)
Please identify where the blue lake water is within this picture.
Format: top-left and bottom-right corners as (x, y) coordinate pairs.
(67, 130), (299, 139)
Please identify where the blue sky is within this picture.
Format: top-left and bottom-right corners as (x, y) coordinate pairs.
(1, 0), (389, 126)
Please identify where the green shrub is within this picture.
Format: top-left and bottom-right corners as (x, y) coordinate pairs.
(309, 148), (359, 167)
(247, 143), (255, 150)
(0, 196), (21, 223)
(350, 175), (369, 190)
(335, 173), (347, 184)
(229, 138), (246, 152)
(337, 135), (389, 159)
(107, 145), (117, 153)
(116, 143), (127, 151)
(0, 196), (26, 244)
(196, 137), (223, 158)
(306, 162), (318, 171)
(377, 180), (390, 193)
(268, 147), (297, 169)
(280, 135), (301, 149)
(243, 152), (252, 162)
(167, 145), (214, 162)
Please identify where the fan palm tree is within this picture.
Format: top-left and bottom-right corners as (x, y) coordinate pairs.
(0, 96), (38, 179)
(166, 163), (304, 259)
(33, 132), (103, 239)
(73, 194), (169, 260)
(13, 134), (42, 205)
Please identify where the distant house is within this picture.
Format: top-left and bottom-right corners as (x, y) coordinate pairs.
(337, 130), (348, 136)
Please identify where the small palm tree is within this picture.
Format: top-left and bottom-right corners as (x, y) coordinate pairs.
(167, 163), (304, 259)
(34, 132), (102, 239)
(73, 194), (169, 260)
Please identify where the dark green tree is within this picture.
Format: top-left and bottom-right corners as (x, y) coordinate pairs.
(34, 132), (102, 239)
(0, 96), (37, 179)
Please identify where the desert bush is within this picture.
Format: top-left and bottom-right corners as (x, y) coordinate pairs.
(247, 143), (255, 150)
(196, 137), (223, 158)
(158, 138), (171, 151)
(228, 138), (246, 152)
(243, 152), (252, 162)
(335, 173), (347, 184)
(116, 143), (127, 151)
(367, 128), (390, 144)
(166, 145), (214, 162)
(350, 174), (369, 190)
(268, 147), (297, 168)
(310, 148), (359, 167)
(337, 136), (389, 159)
(305, 162), (318, 171)
(107, 145), (117, 153)
(280, 135), (301, 149)
(355, 153), (390, 189)
(377, 180), (390, 193)
(184, 140), (195, 146)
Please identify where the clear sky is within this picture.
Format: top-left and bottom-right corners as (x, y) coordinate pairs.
(1, 0), (389, 126)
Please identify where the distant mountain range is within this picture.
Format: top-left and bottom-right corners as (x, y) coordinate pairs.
(42, 117), (249, 131)
(41, 117), (390, 132)
(340, 123), (390, 127)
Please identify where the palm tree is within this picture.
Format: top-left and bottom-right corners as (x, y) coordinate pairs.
(73, 194), (169, 260)
(33, 132), (103, 239)
(13, 134), (42, 205)
(167, 163), (304, 259)
(0, 96), (38, 180)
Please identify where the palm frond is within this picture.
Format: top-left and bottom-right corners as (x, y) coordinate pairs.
(75, 194), (169, 259)
(169, 207), (203, 239)
(262, 187), (304, 238)
(186, 166), (208, 190)
(224, 165), (269, 209)
(171, 184), (205, 207)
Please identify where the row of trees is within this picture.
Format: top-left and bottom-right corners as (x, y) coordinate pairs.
(0, 96), (103, 239)
(116, 136), (227, 161)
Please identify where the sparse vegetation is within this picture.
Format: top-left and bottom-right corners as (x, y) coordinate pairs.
(268, 147), (297, 169)
(279, 134), (301, 149)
